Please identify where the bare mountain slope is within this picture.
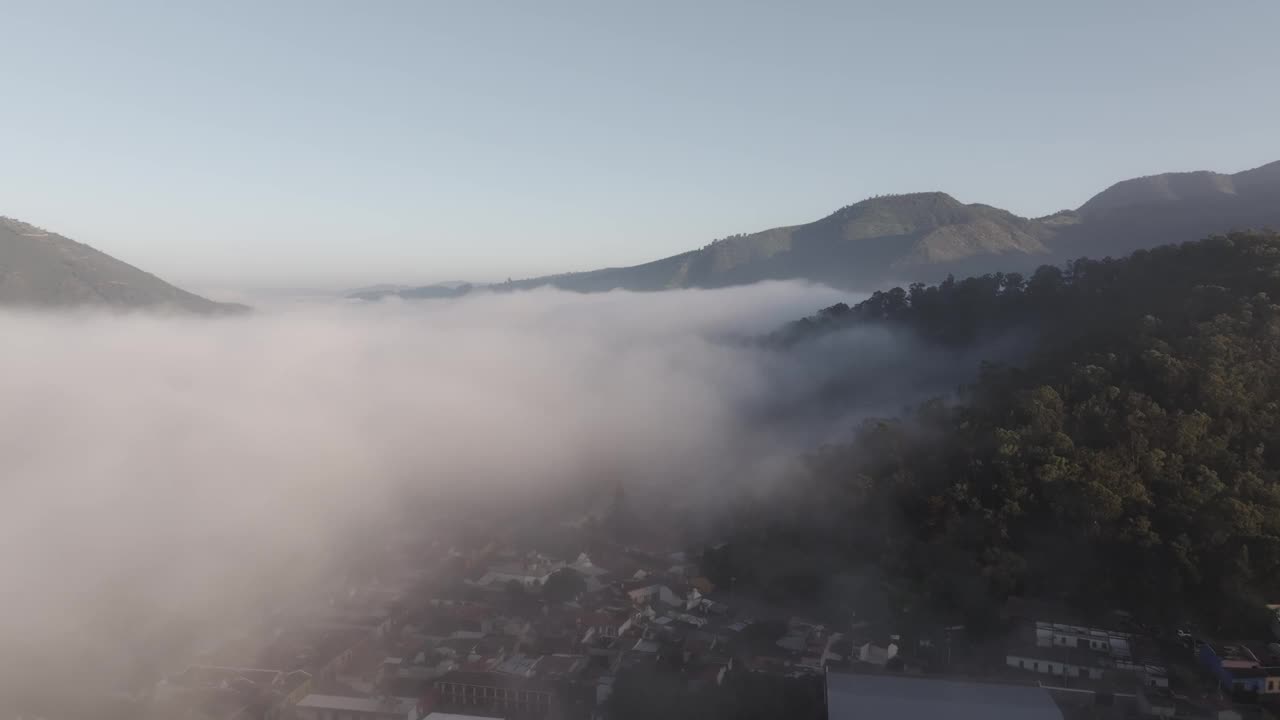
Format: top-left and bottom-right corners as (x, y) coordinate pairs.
(494, 192), (1049, 293)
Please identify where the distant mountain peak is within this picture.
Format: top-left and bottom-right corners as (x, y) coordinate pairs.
(1077, 160), (1280, 218)
(1078, 170), (1236, 217)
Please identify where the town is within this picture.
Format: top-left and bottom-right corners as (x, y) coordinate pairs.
(56, 485), (1280, 720)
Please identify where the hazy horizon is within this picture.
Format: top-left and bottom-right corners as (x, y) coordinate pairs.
(3, 1), (1280, 289)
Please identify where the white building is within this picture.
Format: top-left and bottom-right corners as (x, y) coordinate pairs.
(1034, 621), (1132, 658)
(468, 558), (565, 590)
(1006, 646), (1106, 680)
(857, 640), (899, 667)
(1009, 620), (1167, 684)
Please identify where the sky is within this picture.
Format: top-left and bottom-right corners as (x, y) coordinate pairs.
(2, 0), (1279, 289)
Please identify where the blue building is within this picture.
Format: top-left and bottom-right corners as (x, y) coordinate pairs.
(1197, 643), (1280, 694)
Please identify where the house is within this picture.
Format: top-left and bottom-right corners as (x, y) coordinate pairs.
(578, 608), (633, 642)
(825, 671), (1064, 720)
(1264, 669), (1280, 694)
(1007, 619), (1170, 684)
(431, 634), (516, 673)
(1034, 621), (1133, 657)
(625, 583), (680, 607)
(379, 647), (458, 696)
(1204, 660), (1280, 696)
(570, 553), (611, 580)
(533, 653), (589, 681)
(294, 694), (418, 720)
(1006, 643), (1106, 681)
(1141, 666), (1171, 689)
(1199, 643), (1266, 692)
(469, 559), (564, 590)
(856, 638), (899, 667)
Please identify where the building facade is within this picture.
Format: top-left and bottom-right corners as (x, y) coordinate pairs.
(433, 670), (554, 719)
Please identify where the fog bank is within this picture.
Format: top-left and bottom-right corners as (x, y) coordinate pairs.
(1, 284), (850, 693)
(2, 281), (1013, 708)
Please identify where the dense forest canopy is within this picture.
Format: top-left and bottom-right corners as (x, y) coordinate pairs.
(744, 232), (1280, 634)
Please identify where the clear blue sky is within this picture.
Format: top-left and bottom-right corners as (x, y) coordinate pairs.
(3, 0), (1278, 289)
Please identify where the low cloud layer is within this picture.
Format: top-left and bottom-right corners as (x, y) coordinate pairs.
(1, 281), (1013, 708)
(2, 283), (854, 697)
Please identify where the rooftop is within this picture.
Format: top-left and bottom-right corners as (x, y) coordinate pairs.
(493, 654), (539, 677)
(1213, 644), (1261, 663)
(536, 654), (588, 679)
(1034, 621), (1133, 641)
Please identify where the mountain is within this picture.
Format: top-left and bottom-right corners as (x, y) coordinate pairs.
(1077, 161), (1280, 217)
(1046, 160), (1280, 262)
(724, 230), (1280, 632)
(512, 192), (1050, 292)
(0, 216), (247, 313)
(364, 159), (1280, 299)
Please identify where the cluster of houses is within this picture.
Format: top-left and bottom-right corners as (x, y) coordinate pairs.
(816, 612), (1280, 720)
(397, 543), (846, 719)
(984, 610), (1280, 720)
(128, 518), (1280, 720)
(146, 530), (844, 720)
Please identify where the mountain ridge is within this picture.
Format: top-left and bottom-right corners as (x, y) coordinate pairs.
(360, 159), (1280, 300)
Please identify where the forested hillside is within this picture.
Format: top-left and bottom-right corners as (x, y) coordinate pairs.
(742, 231), (1280, 633)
